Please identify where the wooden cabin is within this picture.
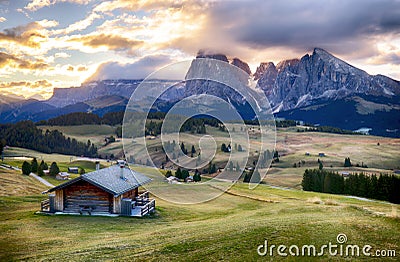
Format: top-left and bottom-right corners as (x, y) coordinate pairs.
(41, 164), (155, 217)
(67, 167), (79, 174)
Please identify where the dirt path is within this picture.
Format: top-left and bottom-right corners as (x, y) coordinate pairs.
(29, 173), (54, 187)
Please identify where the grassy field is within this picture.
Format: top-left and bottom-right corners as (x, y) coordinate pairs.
(0, 169), (398, 261)
(267, 130), (400, 189)
(5, 124), (400, 190)
(38, 125), (118, 147)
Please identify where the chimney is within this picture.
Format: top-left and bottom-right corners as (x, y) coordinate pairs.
(120, 164), (125, 179)
(95, 161), (100, 171)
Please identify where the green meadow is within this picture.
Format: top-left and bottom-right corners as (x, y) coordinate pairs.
(0, 168), (399, 261)
(0, 126), (399, 260)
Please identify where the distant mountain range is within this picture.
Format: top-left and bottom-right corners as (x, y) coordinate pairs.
(0, 48), (399, 137)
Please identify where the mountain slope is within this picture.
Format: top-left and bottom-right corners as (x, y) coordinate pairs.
(276, 95), (400, 137)
(0, 99), (56, 123)
(257, 48), (400, 112)
(46, 80), (142, 108)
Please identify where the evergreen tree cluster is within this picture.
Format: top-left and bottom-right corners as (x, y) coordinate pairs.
(275, 120), (299, 127)
(37, 111), (125, 126)
(207, 162), (217, 174)
(302, 169), (400, 204)
(220, 143), (231, 153)
(174, 167), (189, 180)
(0, 139), (5, 157)
(299, 125), (357, 135)
(243, 169), (261, 183)
(259, 150), (273, 168)
(344, 157), (352, 167)
(0, 121), (97, 157)
(21, 158), (50, 176)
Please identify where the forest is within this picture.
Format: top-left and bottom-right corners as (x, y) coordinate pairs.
(302, 169), (400, 204)
(0, 121), (97, 157)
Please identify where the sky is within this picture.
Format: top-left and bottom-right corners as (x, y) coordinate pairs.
(0, 0), (400, 99)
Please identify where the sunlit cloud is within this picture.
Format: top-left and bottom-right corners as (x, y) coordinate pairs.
(0, 79), (53, 99)
(0, 17), (6, 23)
(0, 52), (51, 70)
(86, 54), (174, 81)
(67, 33), (143, 52)
(25, 0), (93, 12)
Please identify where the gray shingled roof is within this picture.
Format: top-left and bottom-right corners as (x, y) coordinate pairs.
(48, 165), (152, 196)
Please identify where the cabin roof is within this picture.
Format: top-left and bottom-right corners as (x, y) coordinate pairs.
(48, 165), (152, 196)
(57, 172), (70, 177)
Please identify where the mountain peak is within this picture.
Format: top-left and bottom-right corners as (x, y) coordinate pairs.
(313, 47), (329, 54)
(276, 59), (300, 72)
(254, 62), (275, 80)
(231, 58), (251, 75)
(312, 47), (336, 60)
(196, 50), (229, 63)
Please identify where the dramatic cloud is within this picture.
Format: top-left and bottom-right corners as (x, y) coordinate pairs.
(86, 55), (174, 81)
(204, 0), (400, 58)
(0, 79), (53, 99)
(0, 20), (57, 48)
(0, 52), (50, 70)
(68, 33), (143, 52)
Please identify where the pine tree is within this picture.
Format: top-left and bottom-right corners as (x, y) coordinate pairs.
(191, 145), (196, 154)
(344, 157), (352, 167)
(175, 167), (182, 179)
(49, 162), (60, 176)
(181, 169), (189, 180)
(22, 161), (31, 175)
(37, 165), (44, 177)
(273, 150), (279, 158)
(221, 143), (227, 152)
(319, 162), (323, 170)
(209, 163), (217, 174)
(236, 162), (241, 173)
(302, 169), (313, 191)
(31, 158), (38, 173)
(0, 143), (3, 158)
(39, 160), (47, 170)
(250, 169), (261, 183)
(193, 171), (201, 182)
(181, 142), (187, 155)
(165, 170), (172, 178)
(243, 171), (252, 183)
(228, 161), (234, 171)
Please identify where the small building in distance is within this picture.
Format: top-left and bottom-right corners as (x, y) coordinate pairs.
(185, 176), (194, 183)
(166, 176), (180, 184)
(41, 163), (155, 217)
(318, 152), (326, 157)
(341, 172), (350, 177)
(56, 172), (70, 180)
(68, 167), (79, 174)
(305, 152), (310, 156)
